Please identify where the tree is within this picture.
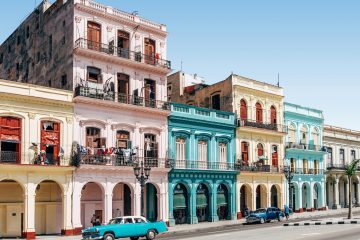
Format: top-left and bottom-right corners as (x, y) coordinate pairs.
(345, 159), (360, 219)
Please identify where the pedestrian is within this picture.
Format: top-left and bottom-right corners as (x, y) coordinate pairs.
(244, 206), (249, 217)
(284, 205), (290, 220)
(95, 217), (101, 226)
(91, 214), (96, 227)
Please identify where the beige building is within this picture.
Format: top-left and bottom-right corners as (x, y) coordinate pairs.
(168, 72), (287, 217)
(0, 79), (75, 239)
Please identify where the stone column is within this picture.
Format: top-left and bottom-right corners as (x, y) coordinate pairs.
(209, 184), (219, 222)
(356, 182), (360, 206)
(344, 181), (348, 207)
(62, 193), (74, 235)
(189, 184), (198, 224)
(168, 183), (175, 226)
(252, 185), (257, 211)
(157, 193), (162, 221)
(308, 184), (314, 211)
(104, 191), (113, 224)
(24, 184), (36, 239)
(72, 192), (82, 235)
(333, 177), (340, 209)
(297, 184), (302, 212)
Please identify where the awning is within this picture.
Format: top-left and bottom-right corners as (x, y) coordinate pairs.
(217, 192), (228, 206)
(173, 193), (187, 209)
(196, 193), (208, 208)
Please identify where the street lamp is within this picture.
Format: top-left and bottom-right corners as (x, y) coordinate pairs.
(283, 165), (295, 210)
(133, 159), (151, 217)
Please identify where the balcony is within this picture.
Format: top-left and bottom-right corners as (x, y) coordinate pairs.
(0, 151), (69, 166)
(235, 164), (282, 173)
(286, 142), (325, 152)
(74, 86), (171, 111)
(74, 38), (171, 71)
(237, 119), (287, 133)
(79, 155), (171, 168)
(327, 163), (347, 171)
(291, 168), (324, 175)
(0, 151), (19, 163)
(171, 160), (237, 171)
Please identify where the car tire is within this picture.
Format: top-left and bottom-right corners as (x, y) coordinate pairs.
(103, 233), (115, 240)
(146, 229), (157, 240)
(260, 218), (265, 224)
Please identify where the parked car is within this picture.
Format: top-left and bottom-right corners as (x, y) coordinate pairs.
(246, 207), (285, 224)
(82, 216), (168, 240)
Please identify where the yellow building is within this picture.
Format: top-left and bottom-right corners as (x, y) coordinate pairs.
(0, 79), (75, 239)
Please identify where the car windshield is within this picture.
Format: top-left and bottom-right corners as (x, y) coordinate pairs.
(254, 209), (266, 213)
(108, 218), (123, 224)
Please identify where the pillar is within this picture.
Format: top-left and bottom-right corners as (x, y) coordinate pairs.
(252, 185), (257, 211)
(104, 190), (113, 224)
(344, 181), (348, 207)
(209, 184), (219, 222)
(189, 185), (198, 224)
(72, 192), (82, 235)
(23, 185), (36, 239)
(333, 177), (340, 209)
(356, 183), (360, 206)
(168, 183), (175, 227)
(230, 183), (236, 220)
(307, 184), (314, 211)
(296, 184), (302, 212)
(61, 193), (74, 235)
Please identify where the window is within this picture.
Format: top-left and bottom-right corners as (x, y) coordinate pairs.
(40, 121), (60, 164)
(145, 79), (156, 107)
(240, 99), (247, 120)
(271, 145), (278, 166)
(351, 150), (356, 161)
(288, 124), (296, 143)
(241, 142), (249, 165)
(144, 38), (156, 64)
(311, 128), (319, 146)
(300, 126), (308, 145)
(124, 218), (133, 224)
(61, 36), (66, 45)
(61, 74), (67, 88)
(255, 102), (263, 123)
(219, 142), (227, 163)
(117, 30), (130, 58)
(117, 73), (129, 102)
(86, 127), (106, 148)
(134, 218), (145, 223)
(176, 137), (186, 161)
(144, 134), (157, 158)
(17, 35), (21, 45)
(290, 158), (296, 172)
(0, 116), (22, 163)
(327, 147), (333, 164)
(270, 106), (277, 124)
(198, 140), (208, 162)
(87, 21), (101, 51)
(211, 94), (220, 110)
(87, 66), (102, 83)
(314, 160), (319, 174)
(48, 35), (52, 59)
(303, 159), (308, 174)
(8, 45), (11, 53)
(257, 143), (264, 157)
(340, 149), (345, 165)
(167, 84), (172, 96)
(116, 130), (131, 149)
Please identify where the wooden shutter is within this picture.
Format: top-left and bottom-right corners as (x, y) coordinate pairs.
(100, 138), (106, 148)
(240, 100), (247, 120)
(86, 136), (93, 148)
(270, 106), (276, 124)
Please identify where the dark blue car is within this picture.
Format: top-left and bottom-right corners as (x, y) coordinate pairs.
(246, 207), (285, 224)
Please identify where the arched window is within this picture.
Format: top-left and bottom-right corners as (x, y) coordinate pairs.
(270, 105), (277, 124)
(301, 126), (308, 145)
(144, 38), (156, 65)
(87, 21), (101, 51)
(241, 142), (249, 165)
(271, 145), (278, 166)
(41, 121), (60, 164)
(144, 134), (157, 158)
(218, 142), (227, 163)
(0, 116), (21, 163)
(257, 143), (264, 157)
(117, 30), (130, 55)
(240, 99), (247, 120)
(116, 130), (130, 149)
(288, 124), (296, 143)
(255, 102), (263, 123)
(86, 127), (105, 148)
(176, 137), (186, 161)
(311, 128), (319, 147)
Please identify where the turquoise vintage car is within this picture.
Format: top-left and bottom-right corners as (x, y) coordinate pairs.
(82, 216), (168, 240)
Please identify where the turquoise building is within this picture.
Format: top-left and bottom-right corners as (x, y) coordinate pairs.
(284, 102), (326, 212)
(168, 103), (238, 226)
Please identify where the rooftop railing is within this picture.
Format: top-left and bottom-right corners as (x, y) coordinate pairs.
(74, 86), (171, 111)
(285, 142), (325, 152)
(237, 119), (287, 133)
(75, 38), (171, 69)
(291, 168), (324, 175)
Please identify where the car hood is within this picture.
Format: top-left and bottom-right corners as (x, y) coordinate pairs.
(247, 213), (266, 218)
(82, 225), (108, 233)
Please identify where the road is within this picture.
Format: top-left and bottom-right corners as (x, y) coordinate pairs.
(168, 224), (360, 240)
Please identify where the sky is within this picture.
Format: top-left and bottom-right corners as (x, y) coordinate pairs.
(1, 1), (359, 130)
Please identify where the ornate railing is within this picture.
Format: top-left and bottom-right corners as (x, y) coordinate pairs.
(327, 163), (346, 170)
(237, 119), (287, 133)
(0, 151), (18, 163)
(291, 168), (324, 175)
(74, 38), (171, 69)
(74, 86), (171, 110)
(285, 142), (325, 152)
(79, 155), (171, 168)
(172, 160), (236, 171)
(235, 164), (282, 173)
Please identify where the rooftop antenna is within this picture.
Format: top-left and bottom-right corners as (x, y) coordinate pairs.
(277, 73), (280, 87)
(181, 61), (183, 72)
(131, 11), (139, 16)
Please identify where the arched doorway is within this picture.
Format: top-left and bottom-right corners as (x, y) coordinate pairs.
(240, 184), (252, 215)
(81, 182), (104, 228)
(173, 183), (188, 225)
(313, 184), (319, 210)
(196, 183), (209, 222)
(113, 183), (133, 218)
(0, 116), (22, 163)
(302, 183), (310, 211)
(217, 184), (228, 220)
(0, 179), (24, 237)
(256, 185), (267, 209)
(339, 176), (348, 207)
(270, 185), (278, 208)
(35, 180), (63, 236)
(145, 183), (158, 222)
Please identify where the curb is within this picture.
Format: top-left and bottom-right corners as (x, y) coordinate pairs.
(284, 220), (360, 226)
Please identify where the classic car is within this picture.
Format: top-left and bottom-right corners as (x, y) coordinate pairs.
(82, 216), (168, 240)
(245, 207), (285, 224)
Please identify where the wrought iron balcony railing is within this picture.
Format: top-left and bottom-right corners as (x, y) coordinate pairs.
(171, 160), (236, 171)
(290, 168), (324, 175)
(237, 119), (287, 133)
(235, 164), (282, 173)
(74, 38), (171, 69)
(0, 151), (69, 166)
(327, 163), (346, 170)
(285, 142), (325, 152)
(0, 151), (19, 163)
(75, 86), (171, 110)
(79, 155), (171, 168)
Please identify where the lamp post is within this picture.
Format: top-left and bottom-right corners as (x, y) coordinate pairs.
(283, 165), (295, 210)
(133, 159), (151, 217)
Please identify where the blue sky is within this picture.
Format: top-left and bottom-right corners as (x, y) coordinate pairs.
(1, 1), (359, 130)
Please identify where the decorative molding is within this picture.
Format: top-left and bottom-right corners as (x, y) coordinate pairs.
(140, 126), (161, 135)
(79, 119), (107, 129)
(75, 16), (82, 23)
(28, 112), (36, 120)
(107, 26), (113, 32)
(111, 123), (136, 132)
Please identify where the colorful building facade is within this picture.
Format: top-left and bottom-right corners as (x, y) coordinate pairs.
(284, 102), (326, 212)
(168, 103), (237, 226)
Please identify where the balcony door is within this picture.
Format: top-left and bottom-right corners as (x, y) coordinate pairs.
(144, 134), (158, 159)
(241, 142), (249, 165)
(87, 21), (101, 51)
(240, 99), (247, 120)
(198, 140), (208, 169)
(117, 73), (129, 103)
(270, 106), (277, 124)
(145, 79), (156, 107)
(255, 102), (263, 123)
(0, 116), (21, 163)
(40, 121), (60, 165)
(117, 30), (130, 58)
(144, 38), (155, 65)
(271, 145), (278, 167)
